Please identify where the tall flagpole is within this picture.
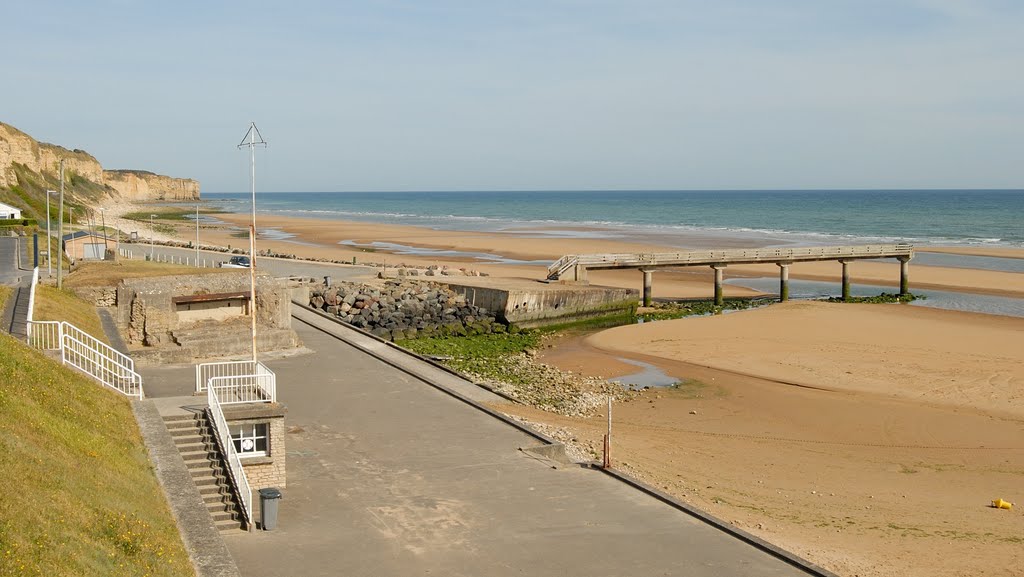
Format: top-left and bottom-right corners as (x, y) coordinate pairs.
(238, 123), (267, 362)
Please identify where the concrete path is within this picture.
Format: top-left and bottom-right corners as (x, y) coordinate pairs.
(215, 316), (820, 577)
(0, 237), (24, 285)
(0, 237), (30, 338)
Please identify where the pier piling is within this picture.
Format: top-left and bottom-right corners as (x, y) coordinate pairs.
(840, 260), (851, 301)
(642, 269), (653, 307)
(899, 256), (911, 295)
(778, 262), (790, 302)
(712, 265), (725, 306)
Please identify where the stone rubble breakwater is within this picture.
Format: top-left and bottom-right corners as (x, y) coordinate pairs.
(308, 279), (503, 341)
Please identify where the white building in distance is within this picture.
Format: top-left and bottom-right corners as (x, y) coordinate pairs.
(0, 202), (24, 220)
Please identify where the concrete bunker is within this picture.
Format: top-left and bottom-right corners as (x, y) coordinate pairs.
(116, 271), (301, 364)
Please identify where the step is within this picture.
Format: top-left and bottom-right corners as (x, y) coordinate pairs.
(214, 518), (247, 533)
(198, 484), (228, 497)
(175, 440), (210, 452)
(172, 435), (204, 448)
(190, 466), (225, 480)
(192, 476), (221, 488)
(207, 499), (237, 514)
(204, 492), (233, 506)
(163, 417), (198, 428)
(166, 426), (198, 440)
(209, 510), (239, 523)
(180, 449), (218, 462)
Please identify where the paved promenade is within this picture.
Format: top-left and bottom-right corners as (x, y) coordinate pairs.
(208, 314), (820, 577)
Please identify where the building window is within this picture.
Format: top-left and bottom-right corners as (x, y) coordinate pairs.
(230, 423), (268, 457)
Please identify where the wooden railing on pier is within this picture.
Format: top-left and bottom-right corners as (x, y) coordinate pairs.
(547, 243), (913, 280)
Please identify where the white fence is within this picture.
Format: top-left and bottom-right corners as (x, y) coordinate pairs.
(207, 385), (253, 527)
(196, 360), (276, 403)
(26, 320), (144, 399)
(26, 267), (38, 325)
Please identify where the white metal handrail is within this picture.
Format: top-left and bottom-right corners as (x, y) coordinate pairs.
(196, 360), (276, 402)
(61, 333), (144, 399)
(26, 267), (38, 331)
(207, 385), (253, 527)
(548, 254), (577, 278)
(207, 374), (276, 405)
(26, 320), (62, 351)
(63, 322), (135, 372)
(25, 320), (143, 399)
(196, 360), (257, 393)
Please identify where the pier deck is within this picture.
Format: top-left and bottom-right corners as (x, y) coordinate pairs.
(547, 244), (915, 305)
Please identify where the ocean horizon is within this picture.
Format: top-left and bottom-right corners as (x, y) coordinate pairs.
(203, 189), (1024, 249)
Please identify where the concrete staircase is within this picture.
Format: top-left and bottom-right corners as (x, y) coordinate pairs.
(163, 412), (248, 533)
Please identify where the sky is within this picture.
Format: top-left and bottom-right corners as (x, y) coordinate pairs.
(5, 0), (1024, 192)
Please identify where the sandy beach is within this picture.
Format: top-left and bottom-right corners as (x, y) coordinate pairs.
(112, 202), (1024, 577)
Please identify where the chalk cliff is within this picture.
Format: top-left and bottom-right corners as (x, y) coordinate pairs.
(0, 121), (199, 201)
(104, 170), (200, 202)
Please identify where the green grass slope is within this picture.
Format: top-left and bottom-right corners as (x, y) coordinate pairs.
(0, 332), (193, 577)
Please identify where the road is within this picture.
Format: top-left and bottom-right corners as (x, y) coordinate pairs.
(119, 242), (375, 283)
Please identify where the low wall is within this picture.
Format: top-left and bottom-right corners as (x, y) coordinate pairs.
(444, 282), (639, 329)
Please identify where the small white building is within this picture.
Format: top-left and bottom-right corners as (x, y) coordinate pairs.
(0, 202), (23, 220)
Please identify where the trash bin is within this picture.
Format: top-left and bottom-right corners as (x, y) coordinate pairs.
(324, 275), (331, 287)
(259, 488), (282, 531)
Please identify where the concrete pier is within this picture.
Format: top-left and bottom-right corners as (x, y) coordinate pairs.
(899, 256), (911, 295)
(545, 244), (914, 312)
(840, 260), (851, 301)
(778, 263), (790, 302)
(642, 269), (653, 307)
(712, 265), (725, 306)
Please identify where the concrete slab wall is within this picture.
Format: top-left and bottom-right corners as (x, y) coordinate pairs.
(445, 283), (638, 328)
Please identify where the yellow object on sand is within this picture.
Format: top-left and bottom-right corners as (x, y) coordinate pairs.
(992, 499), (1013, 510)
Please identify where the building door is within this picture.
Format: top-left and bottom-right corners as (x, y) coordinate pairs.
(84, 243), (105, 259)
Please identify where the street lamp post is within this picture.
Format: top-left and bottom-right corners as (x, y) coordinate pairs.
(195, 203), (200, 266)
(150, 214), (156, 260)
(99, 207), (108, 256)
(238, 123), (266, 362)
(57, 160), (64, 290)
(45, 190), (55, 277)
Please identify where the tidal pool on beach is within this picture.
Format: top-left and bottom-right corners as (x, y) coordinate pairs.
(609, 358), (678, 388)
(337, 240), (551, 265)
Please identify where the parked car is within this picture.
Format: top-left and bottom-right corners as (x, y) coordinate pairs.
(219, 255), (251, 268)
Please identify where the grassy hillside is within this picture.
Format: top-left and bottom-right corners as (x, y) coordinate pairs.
(33, 285), (109, 345)
(0, 332), (193, 577)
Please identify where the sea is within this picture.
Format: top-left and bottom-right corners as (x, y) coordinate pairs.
(203, 189), (1024, 317)
(204, 189), (1024, 249)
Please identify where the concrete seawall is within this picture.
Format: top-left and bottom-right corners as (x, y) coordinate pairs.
(442, 279), (638, 328)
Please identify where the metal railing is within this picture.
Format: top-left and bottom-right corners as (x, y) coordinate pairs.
(62, 334), (144, 399)
(63, 322), (136, 373)
(26, 267), (38, 327)
(196, 360), (276, 403)
(548, 254), (576, 279)
(207, 372), (276, 405)
(207, 385), (253, 527)
(548, 243), (914, 279)
(27, 320), (63, 351)
(25, 320), (144, 399)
